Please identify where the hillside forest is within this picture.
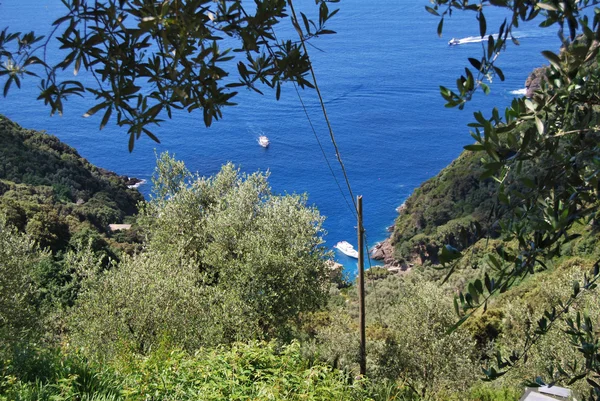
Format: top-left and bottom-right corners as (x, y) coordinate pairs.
(1, 106), (599, 400)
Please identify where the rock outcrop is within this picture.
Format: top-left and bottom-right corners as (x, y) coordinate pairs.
(525, 67), (548, 97)
(371, 239), (410, 273)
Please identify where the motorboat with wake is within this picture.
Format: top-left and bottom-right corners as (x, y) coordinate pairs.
(334, 241), (359, 259)
(258, 135), (270, 148)
(449, 33), (501, 46)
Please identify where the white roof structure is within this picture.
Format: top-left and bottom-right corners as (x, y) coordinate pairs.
(519, 386), (573, 401)
(539, 386), (572, 399)
(108, 224), (131, 231)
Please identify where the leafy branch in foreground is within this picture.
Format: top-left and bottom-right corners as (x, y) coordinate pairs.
(431, 0), (600, 396)
(0, 0), (339, 151)
(429, 0), (600, 108)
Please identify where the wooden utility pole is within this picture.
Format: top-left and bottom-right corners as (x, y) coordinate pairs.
(357, 195), (366, 376)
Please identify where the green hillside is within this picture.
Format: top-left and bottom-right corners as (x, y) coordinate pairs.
(0, 115), (143, 252)
(391, 150), (499, 265)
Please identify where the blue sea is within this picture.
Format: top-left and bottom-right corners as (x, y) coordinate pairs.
(1, 1), (556, 274)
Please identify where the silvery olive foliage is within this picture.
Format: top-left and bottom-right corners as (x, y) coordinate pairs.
(0, 0), (338, 150)
(429, 0), (600, 396)
(369, 277), (479, 399)
(311, 276), (480, 400)
(0, 216), (48, 347)
(495, 264), (600, 397)
(68, 154), (330, 358)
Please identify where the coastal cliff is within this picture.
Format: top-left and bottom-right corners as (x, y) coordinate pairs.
(381, 149), (500, 268)
(380, 67), (558, 270)
(0, 115), (143, 252)
(382, 62), (598, 272)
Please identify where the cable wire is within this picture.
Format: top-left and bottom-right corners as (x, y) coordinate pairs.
(287, 0), (358, 213)
(238, 2), (356, 218)
(293, 83), (357, 219)
(287, 2), (388, 324)
(247, 3), (389, 320)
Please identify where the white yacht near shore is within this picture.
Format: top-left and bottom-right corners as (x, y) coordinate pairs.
(334, 241), (359, 259)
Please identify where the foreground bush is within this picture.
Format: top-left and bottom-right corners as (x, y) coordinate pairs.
(120, 341), (367, 401)
(309, 275), (480, 400)
(0, 347), (121, 401)
(0, 217), (50, 350)
(1, 342), (381, 401)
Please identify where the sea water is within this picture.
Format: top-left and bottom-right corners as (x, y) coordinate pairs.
(0, 0), (557, 275)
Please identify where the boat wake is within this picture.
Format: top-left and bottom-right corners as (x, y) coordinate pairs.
(510, 88), (527, 95)
(127, 178), (147, 189)
(247, 127), (270, 148)
(257, 135), (270, 148)
(448, 32), (528, 46)
(449, 34), (499, 46)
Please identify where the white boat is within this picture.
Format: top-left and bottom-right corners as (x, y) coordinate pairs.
(334, 241), (359, 259)
(258, 135), (270, 148)
(448, 38), (460, 46)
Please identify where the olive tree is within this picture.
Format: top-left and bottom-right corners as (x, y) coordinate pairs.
(0, 216), (49, 348)
(68, 154), (330, 358)
(495, 264), (600, 397)
(311, 275), (480, 400)
(428, 0), (600, 396)
(371, 277), (479, 399)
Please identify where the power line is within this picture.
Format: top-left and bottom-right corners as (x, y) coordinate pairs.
(287, 2), (387, 329)
(287, 0), (358, 214)
(237, 3), (356, 218)
(293, 83), (357, 219)
(246, 1), (385, 287)
(288, 0), (382, 260)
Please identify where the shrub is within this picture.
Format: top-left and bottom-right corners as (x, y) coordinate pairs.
(67, 156), (331, 359)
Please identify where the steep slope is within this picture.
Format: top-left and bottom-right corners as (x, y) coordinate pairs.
(389, 149), (501, 265)
(0, 115), (143, 252)
(389, 137), (598, 268)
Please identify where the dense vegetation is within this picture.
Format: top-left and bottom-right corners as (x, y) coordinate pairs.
(1, 342), (373, 401)
(2, 105), (600, 400)
(391, 150), (498, 264)
(3, 0), (600, 398)
(1, 141), (378, 400)
(68, 154), (331, 358)
(390, 124), (563, 267)
(426, 0), (600, 390)
(384, 44), (600, 394)
(0, 115), (143, 252)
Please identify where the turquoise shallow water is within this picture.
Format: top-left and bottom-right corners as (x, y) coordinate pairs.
(0, 1), (557, 275)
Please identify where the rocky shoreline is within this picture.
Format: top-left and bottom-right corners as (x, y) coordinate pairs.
(124, 177), (146, 189)
(370, 239), (411, 274)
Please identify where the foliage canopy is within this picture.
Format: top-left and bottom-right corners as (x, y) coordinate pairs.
(0, 0), (338, 150)
(68, 154), (331, 357)
(427, 0), (600, 395)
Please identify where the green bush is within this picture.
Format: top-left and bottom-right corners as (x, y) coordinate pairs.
(67, 156), (331, 359)
(462, 384), (520, 401)
(308, 275), (480, 400)
(0, 217), (49, 349)
(0, 347), (122, 401)
(120, 341), (366, 401)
